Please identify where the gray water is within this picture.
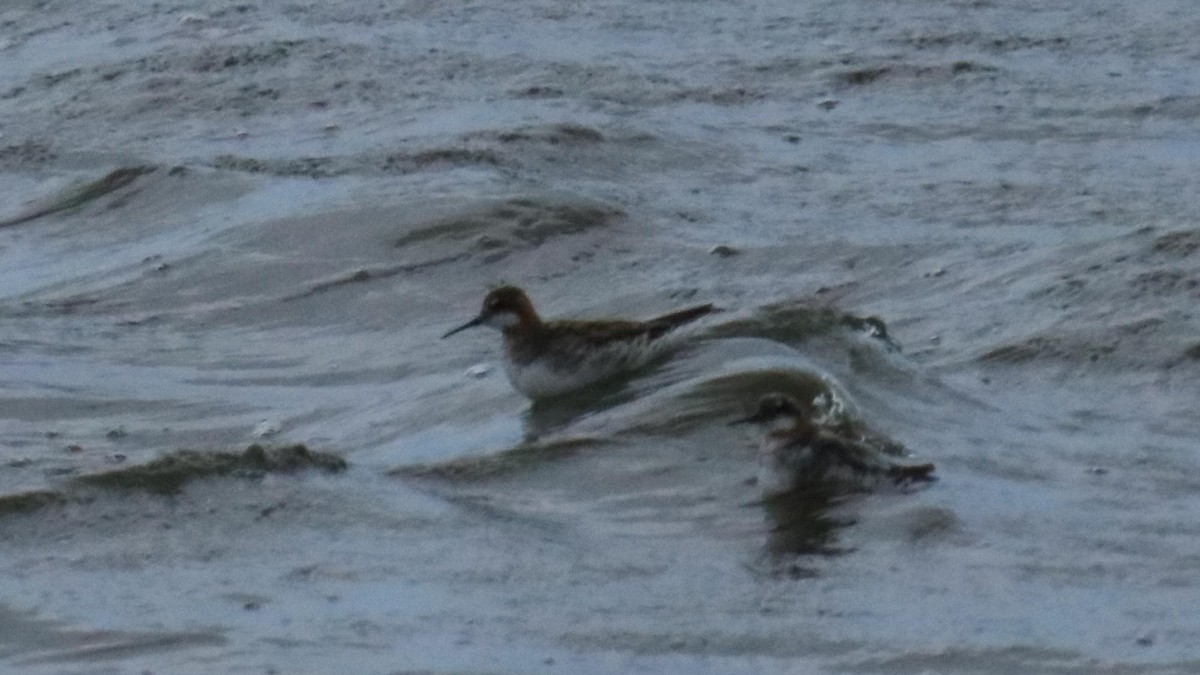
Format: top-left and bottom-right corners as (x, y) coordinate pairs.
(3, 0), (1200, 672)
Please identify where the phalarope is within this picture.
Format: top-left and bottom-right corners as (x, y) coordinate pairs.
(443, 286), (716, 399)
(730, 393), (935, 495)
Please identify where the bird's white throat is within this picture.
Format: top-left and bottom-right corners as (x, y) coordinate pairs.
(483, 311), (520, 330)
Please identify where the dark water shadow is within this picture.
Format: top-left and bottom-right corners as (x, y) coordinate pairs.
(0, 166), (157, 228)
(755, 486), (855, 578)
(72, 444), (346, 495)
(521, 376), (637, 438)
(0, 604), (225, 666)
(390, 435), (612, 483)
(0, 445), (348, 520)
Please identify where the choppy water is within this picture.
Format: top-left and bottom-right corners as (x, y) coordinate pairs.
(3, 0), (1200, 672)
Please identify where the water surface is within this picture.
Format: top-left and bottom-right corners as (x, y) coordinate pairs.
(2, 0), (1200, 672)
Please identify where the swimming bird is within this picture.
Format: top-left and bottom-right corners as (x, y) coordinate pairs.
(442, 286), (716, 399)
(729, 393), (935, 495)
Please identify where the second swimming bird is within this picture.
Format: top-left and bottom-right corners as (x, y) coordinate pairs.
(730, 393), (936, 496)
(443, 286), (717, 400)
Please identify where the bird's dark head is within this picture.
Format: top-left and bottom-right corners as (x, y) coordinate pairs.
(442, 286), (539, 338)
(728, 393), (806, 427)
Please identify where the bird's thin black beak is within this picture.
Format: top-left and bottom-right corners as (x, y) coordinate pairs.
(442, 315), (485, 339)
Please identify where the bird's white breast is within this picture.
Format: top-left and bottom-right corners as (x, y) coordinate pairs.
(502, 334), (669, 400)
(503, 357), (606, 399)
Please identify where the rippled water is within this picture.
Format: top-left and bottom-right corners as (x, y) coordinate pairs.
(3, 0), (1200, 672)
